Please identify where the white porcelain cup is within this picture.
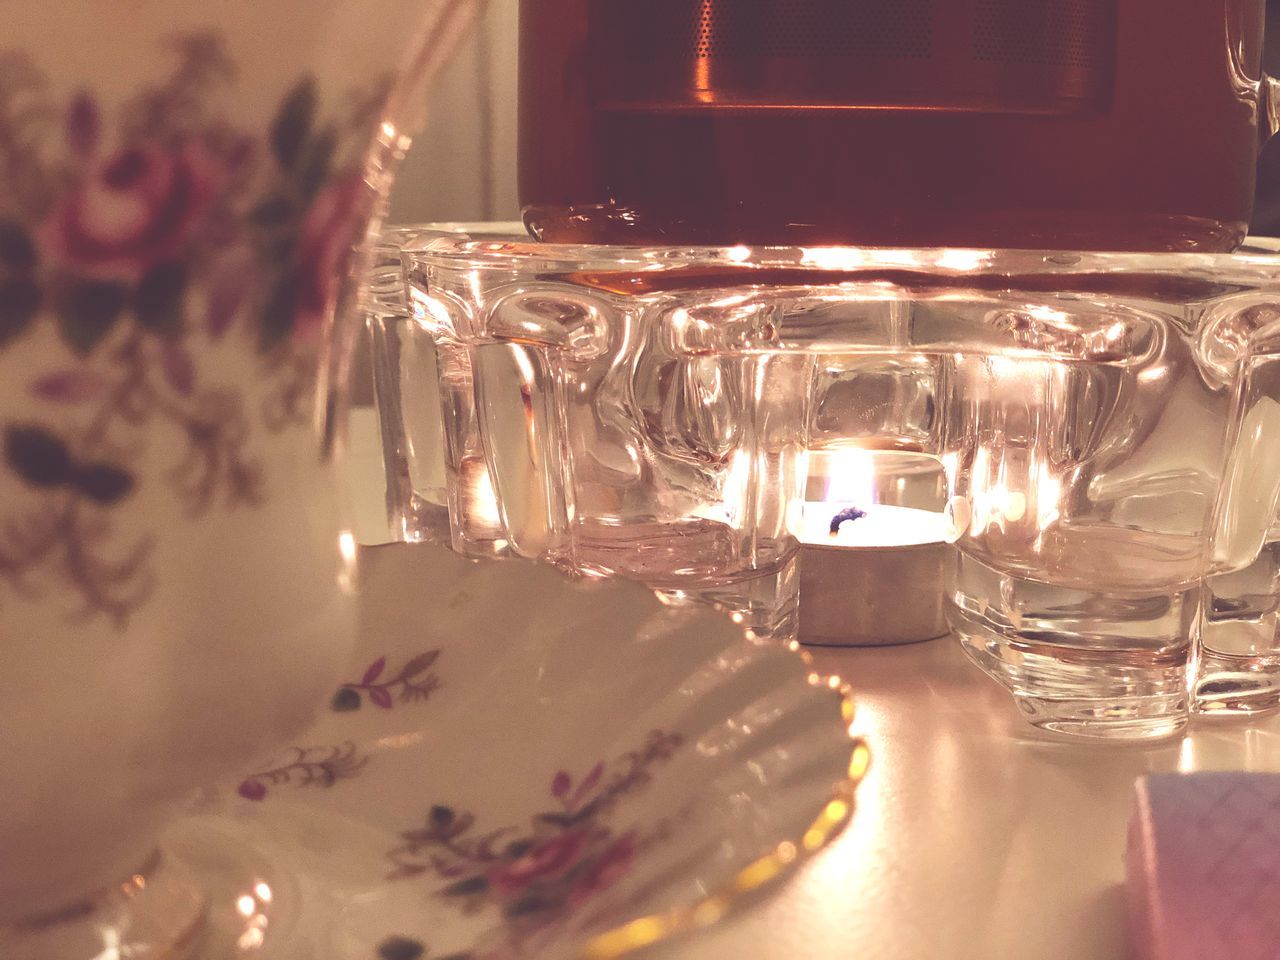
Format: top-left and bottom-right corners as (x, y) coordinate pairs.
(0, 0), (477, 931)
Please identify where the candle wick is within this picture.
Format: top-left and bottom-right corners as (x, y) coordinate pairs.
(829, 506), (867, 536)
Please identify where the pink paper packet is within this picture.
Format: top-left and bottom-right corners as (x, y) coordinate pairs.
(1128, 773), (1280, 960)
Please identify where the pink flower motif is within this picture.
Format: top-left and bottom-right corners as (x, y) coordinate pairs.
(205, 248), (254, 338)
(290, 169), (370, 342)
(30, 370), (105, 403)
(487, 830), (590, 898)
(40, 143), (221, 281)
(568, 834), (635, 909)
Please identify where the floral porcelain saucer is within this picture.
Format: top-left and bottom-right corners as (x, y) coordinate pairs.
(176, 542), (866, 959)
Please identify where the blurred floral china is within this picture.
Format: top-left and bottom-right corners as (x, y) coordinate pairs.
(0, 3), (478, 958)
(181, 541), (864, 960)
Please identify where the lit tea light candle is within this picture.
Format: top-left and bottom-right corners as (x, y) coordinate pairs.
(798, 449), (951, 646)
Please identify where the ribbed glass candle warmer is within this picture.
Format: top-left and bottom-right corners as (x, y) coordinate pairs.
(379, 225), (1280, 740)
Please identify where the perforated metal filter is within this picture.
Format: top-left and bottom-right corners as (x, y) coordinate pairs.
(687, 0), (936, 60)
(973, 0), (1113, 68)
(589, 0), (1117, 114)
(612, 0), (1111, 65)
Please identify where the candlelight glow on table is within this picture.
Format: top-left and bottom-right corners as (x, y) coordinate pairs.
(798, 449), (951, 647)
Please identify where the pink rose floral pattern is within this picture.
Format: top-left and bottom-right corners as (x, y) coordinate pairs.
(0, 35), (388, 623)
(39, 141), (222, 283)
(386, 731), (684, 947)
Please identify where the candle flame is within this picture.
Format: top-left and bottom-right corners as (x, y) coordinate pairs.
(474, 467), (501, 529)
(821, 448), (879, 507)
(463, 457), (502, 531)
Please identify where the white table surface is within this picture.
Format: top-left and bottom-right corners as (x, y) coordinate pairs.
(344, 406), (1280, 960)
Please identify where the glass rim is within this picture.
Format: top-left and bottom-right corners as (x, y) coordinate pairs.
(392, 220), (1280, 281)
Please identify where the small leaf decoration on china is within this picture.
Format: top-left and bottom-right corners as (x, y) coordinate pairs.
(0, 279), (41, 346)
(270, 78), (316, 170)
(160, 341), (195, 396)
(535, 812), (577, 829)
(57, 280), (129, 356)
(0, 220), (40, 345)
(30, 370), (105, 403)
(3, 423), (135, 505)
(4, 424), (74, 488)
(299, 128), (336, 199)
(237, 741), (367, 801)
(504, 839), (533, 859)
(574, 761), (604, 803)
(441, 876), (488, 897)
(505, 894), (553, 918)
(376, 937), (426, 960)
(204, 267), (247, 340)
(0, 220), (37, 272)
(331, 650), (442, 712)
(376, 938), (473, 960)
(134, 262), (186, 335)
(74, 462), (135, 505)
(400, 650), (440, 678)
(66, 91), (100, 157)
(330, 687), (362, 712)
(248, 195), (296, 228)
(258, 270), (298, 351)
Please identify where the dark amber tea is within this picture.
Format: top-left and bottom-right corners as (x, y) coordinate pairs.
(520, 0), (1269, 250)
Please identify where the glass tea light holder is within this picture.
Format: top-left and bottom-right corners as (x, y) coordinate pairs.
(367, 228), (452, 544)
(385, 224), (1280, 740)
(368, 227), (509, 558)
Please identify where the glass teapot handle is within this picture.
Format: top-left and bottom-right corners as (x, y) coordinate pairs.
(1262, 74), (1280, 146)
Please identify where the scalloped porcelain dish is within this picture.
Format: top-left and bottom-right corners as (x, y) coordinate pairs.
(168, 542), (865, 959)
